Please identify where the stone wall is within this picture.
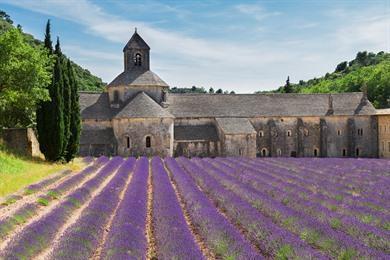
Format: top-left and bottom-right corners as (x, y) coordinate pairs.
(218, 131), (256, 158)
(378, 114), (390, 158)
(250, 115), (377, 158)
(173, 141), (219, 157)
(79, 114), (379, 158)
(113, 117), (173, 157)
(0, 128), (43, 158)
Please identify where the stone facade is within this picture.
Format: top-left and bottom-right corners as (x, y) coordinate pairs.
(377, 109), (390, 158)
(79, 31), (383, 158)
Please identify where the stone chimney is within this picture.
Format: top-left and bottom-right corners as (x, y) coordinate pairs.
(326, 94), (334, 116)
(161, 89), (169, 108)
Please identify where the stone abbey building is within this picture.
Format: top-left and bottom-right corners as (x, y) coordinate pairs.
(79, 31), (380, 158)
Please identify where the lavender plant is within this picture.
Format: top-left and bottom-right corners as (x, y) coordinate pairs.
(151, 157), (204, 259)
(100, 157), (149, 259)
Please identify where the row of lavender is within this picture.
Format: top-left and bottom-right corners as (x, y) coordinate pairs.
(198, 157), (389, 258)
(1, 156), (388, 259)
(0, 156), (107, 243)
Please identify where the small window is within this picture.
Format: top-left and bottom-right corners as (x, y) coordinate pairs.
(337, 130), (342, 136)
(113, 90), (119, 103)
(146, 136), (151, 148)
(314, 148), (318, 157)
(261, 148), (268, 157)
(357, 128), (363, 136)
(287, 130), (292, 137)
(239, 149), (243, 156)
(258, 131), (264, 137)
(277, 149), (282, 157)
(342, 149), (347, 157)
(356, 148), (360, 157)
(304, 129), (309, 136)
(134, 53), (142, 66)
(126, 136), (130, 149)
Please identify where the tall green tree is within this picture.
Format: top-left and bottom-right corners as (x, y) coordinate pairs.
(36, 20), (53, 157)
(44, 39), (65, 161)
(37, 21), (65, 161)
(0, 28), (52, 128)
(55, 37), (71, 158)
(65, 59), (80, 162)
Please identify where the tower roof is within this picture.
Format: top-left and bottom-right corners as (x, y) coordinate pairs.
(107, 69), (168, 88)
(123, 30), (150, 52)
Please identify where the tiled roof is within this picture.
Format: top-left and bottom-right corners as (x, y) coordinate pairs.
(114, 92), (174, 118)
(166, 92), (377, 117)
(174, 125), (219, 141)
(79, 92), (112, 120)
(107, 68), (168, 88)
(123, 31), (150, 51)
(216, 118), (256, 134)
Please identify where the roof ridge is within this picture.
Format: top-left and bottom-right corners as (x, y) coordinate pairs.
(79, 91), (105, 94)
(168, 92), (364, 96)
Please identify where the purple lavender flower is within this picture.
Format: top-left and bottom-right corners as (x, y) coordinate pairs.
(0, 157), (123, 259)
(165, 157), (263, 259)
(151, 157), (205, 259)
(100, 157), (149, 259)
(50, 157), (134, 259)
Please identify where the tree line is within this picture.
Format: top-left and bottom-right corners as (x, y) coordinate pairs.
(170, 86), (235, 94)
(0, 16), (80, 162)
(269, 51), (390, 108)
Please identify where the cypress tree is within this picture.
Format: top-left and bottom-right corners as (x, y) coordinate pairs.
(59, 46), (71, 159)
(284, 76), (293, 93)
(44, 38), (65, 161)
(65, 59), (80, 162)
(36, 20), (53, 158)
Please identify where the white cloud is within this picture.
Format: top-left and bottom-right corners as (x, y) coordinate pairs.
(334, 14), (390, 52)
(234, 3), (281, 21)
(2, 0), (389, 93)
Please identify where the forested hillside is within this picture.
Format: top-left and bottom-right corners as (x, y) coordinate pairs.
(272, 51), (390, 108)
(0, 11), (106, 92)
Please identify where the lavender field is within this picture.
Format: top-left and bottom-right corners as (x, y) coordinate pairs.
(0, 157), (389, 259)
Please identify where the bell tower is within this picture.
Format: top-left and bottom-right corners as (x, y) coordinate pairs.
(123, 28), (150, 71)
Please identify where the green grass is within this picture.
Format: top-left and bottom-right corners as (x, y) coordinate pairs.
(0, 148), (84, 198)
(36, 197), (50, 206)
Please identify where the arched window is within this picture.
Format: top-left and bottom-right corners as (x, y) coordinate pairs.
(134, 53), (142, 66)
(261, 148), (268, 157)
(287, 130), (292, 137)
(258, 131), (264, 137)
(277, 149), (282, 157)
(356, 148), (360, 157)
(146, 136), (151, 148)
(126, 136), (131, 149)
(313, 148), (318, 157)
(337, 130), (342, 136)
(304, 129), (309, 136)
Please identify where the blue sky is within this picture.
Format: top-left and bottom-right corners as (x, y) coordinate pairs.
(1, 0), (389, 93)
